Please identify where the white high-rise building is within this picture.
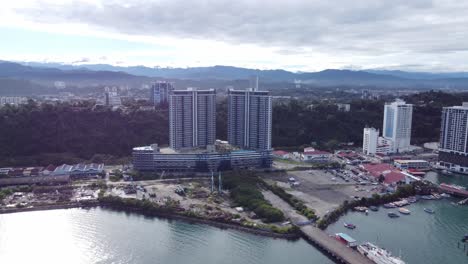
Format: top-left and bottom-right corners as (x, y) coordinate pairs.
(363, 127), (379, 155)
(382, 99), (413, 153)
(438, 103), (468, 173)
(363, 127), (394, 156)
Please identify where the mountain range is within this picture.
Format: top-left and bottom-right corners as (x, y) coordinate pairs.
(2, 60), (468, 89)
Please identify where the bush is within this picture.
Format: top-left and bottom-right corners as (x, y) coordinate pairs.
(223, 172), (285, 223)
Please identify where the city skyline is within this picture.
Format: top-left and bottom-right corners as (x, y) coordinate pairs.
(2, 1), (468, 72)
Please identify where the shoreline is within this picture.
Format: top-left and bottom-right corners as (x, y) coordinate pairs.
(0, 201), (300, 240)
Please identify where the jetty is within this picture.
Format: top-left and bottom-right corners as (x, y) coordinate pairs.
(300, 225), (373, 264)
(440, 183), (468, 198)
(262, 190), (373, 264)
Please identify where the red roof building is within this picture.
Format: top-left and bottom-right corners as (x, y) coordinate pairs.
(361, 163), (406, 184)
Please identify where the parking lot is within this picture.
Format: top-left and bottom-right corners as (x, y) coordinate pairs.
(264, 168), (381, 217)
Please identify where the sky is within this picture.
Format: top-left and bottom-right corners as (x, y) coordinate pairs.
(1, 0), (468, 72)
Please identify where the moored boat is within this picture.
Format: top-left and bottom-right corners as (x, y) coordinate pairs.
(353, 206), (368, 212)
(424, 208), (435, 214)
(383, 203), (397, 209)
(344, 222), (356, 229)
(357, 242), (406, 264)
(369, 206), (379, 211)
(440, 193), (451, 198)
(398, 208), (411, 215)
(407, 196), (418, 203)
(421, 195), (434, 200)
(388, 212), (400, 218)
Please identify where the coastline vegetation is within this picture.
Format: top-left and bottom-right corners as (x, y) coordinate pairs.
(262, 181), (318, 220)
(98, 194), (298, 235)
(223, 172), (285, 223)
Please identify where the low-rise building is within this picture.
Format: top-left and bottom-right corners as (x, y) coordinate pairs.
(394, 160), (430, 171)
(53, 163), (104, 178)
(132, 144), (272, 172)
(301, 148), (332, 162)
(336, 103), (351, 112)
(360, 163), (407, 185)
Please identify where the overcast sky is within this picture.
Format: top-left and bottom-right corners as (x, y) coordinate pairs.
(1, 0), (468, 72)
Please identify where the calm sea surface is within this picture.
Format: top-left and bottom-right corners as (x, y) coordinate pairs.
(0, 208), (332, 264)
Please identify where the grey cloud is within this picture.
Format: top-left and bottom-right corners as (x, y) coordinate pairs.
(16, 1), (468, 59)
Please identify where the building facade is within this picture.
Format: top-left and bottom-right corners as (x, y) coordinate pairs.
(105, 92), (122, 107)
(0, 96), (27, 106)
(383, 99), (413, 153)
(169, 88), (216, 150)
(132, 145), (272, 172)
(227, 89), (272, 150)
(150, 81), (174, 106)
(363, 127), (379, 155)
(362, 127), (393, 155)
(438, 103), (468, 173)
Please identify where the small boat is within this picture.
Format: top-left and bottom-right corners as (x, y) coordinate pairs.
(407, 197), (418, 203)
(388, 212), (400, 218)
(369, 206), (379, 211)
(463, 234), (468, 243)
(353, 206), (368, 212)
(344, 222), (356, 229)
(398, 208), (411, 215)
(383, 203), (397, 208)
(440, 193), (451, 198)
(424, 208), (435, 214)
(421, 195), (434, 200)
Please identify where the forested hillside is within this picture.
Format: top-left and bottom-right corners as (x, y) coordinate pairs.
(0, 91), (462, 166)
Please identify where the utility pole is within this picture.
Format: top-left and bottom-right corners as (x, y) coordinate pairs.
(211, 171), (214, 193)
(218, 171), (222, 192)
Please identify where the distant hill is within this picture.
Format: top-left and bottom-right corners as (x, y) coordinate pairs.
(0, 61), (149, 86)
(2, 60), (468, 89)
(23, 62), (402, 83)
(365, 69), (468, 80)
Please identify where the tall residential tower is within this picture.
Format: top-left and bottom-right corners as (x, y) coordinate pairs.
(227, 89), (272, 150)
(169, 88), (216, 150)
(382, 99), (413, 153)
(439, 103), (468, 173)
(151, 81), (174, 106)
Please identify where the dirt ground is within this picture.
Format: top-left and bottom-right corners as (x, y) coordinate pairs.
(107, 179), (264, 224)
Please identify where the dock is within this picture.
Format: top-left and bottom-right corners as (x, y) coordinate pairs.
(261, 190), (373, 264)
(300, 225), (374, 264)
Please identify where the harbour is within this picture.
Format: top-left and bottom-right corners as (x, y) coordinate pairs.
(326, 171), (468, 264)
